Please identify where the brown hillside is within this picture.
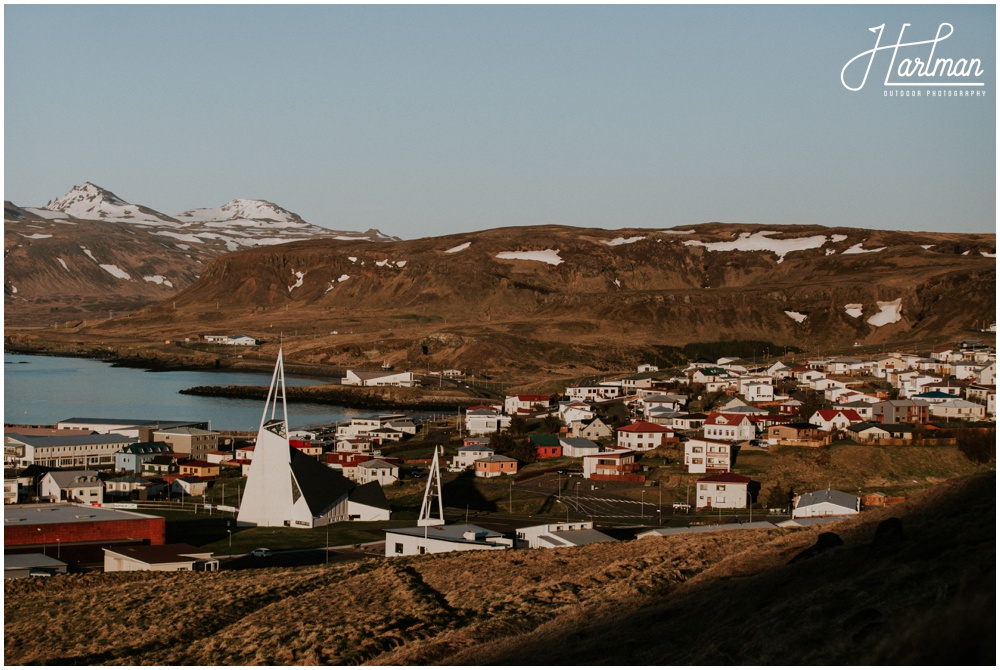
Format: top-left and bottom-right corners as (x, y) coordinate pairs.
(42, 222), (995, 374)
(3, 472), (994, 665)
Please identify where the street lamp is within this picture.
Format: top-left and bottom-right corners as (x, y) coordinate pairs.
(641, 490), (645, 522)
(227, 530), (232, 559)
(325, 524), (330, 565)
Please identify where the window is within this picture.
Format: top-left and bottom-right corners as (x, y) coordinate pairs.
(394, 543), (404, 554)
(716, 485), (726, 491)
(418, 546), (426, 555)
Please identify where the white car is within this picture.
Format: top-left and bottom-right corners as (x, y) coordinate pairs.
(250, 548), (272, 558)
(672, 503), (691, 511)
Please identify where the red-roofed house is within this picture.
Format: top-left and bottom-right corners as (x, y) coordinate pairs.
(809, 409), (864, 432)
(702, 413), (758, 442)
(290, 439), (323, 458)
(616, 421), (674, 451)
(504, 395), (551, 415)
(696, 472), (751, 509)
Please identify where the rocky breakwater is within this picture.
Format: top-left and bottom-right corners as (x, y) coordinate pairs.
(179, 383), (483, 411)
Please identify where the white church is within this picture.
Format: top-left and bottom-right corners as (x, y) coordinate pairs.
(238, 350), (391, 528)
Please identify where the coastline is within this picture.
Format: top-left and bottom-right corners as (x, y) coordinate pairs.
(179, 384), (482, 412)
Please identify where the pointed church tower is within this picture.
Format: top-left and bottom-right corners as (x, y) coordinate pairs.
(417, 445), (445, 526)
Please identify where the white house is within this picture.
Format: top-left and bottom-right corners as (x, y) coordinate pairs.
(341, 370), (417, 387)
(809, 409), (864, 432)
(346, 481), (392, 521)
(558, 402), (596, 424)
(385, 524), (513, 557)
(103, 544), (218, 572)
(515, 521), (617, 549)
(617, 421), (673, 451)
(683, 437), (732, 474)
(695, 473), (751, 509)
(565, 386), (620, 402)
(452, 445), (494, 469)
(792, 489), (859, 519)
(559, 437), (603, 458)
(40, 470), (104, 505)
(582, 450), (637, 480)
(356, 459), (400, 486)
(465, 409), (511, 436)
(504, 395), (551, 415)
(702, 413), (758, 442)
(927, 399), (987, 421)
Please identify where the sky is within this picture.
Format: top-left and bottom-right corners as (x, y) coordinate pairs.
(4, 5), (996, 238)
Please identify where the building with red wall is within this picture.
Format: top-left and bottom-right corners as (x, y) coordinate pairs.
(4, 504), (166, 549)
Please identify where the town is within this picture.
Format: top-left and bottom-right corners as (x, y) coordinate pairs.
(4, 335), (994, 578)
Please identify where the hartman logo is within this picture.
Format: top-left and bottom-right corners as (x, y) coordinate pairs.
(841, 23), (986, 92)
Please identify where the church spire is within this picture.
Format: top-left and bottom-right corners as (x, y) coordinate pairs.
(417, 445), (445, 526)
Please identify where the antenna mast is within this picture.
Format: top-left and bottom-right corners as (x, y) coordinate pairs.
(417, 445), (445, 526)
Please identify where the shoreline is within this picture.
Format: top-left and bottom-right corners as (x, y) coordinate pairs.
(179, 384), (482, 412)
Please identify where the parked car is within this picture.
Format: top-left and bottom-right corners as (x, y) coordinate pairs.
(672, 502), (691, 511)
(250, 548), (272, 558)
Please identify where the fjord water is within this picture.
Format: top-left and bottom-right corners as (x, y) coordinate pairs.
(3, 353), (364, 431)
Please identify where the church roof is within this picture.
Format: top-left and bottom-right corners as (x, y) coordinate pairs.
(289, 447), (354, 517)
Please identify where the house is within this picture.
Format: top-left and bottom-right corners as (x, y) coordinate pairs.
(451, 445), (495, 470)
(637, 364), (659, 373)
(474, 454), (518, 478)
(872, 399), (930, 425)
(582, 450), (641, 481)
(702, 413), (758, 442)
(356, 459), (399, 486)
(465, 409), (511, 437)
(559, 437), (603, 458)
(104, 474), (150, 498)
(641, 394), (684, 415)
(114, 441), (173, 474)
(290, 440), (324, 458)
(808, 409), (864, 432)
(695, 473), (751, 509)
(617, 421), (673, 451)
(178, 460), (220, 478)
(341, 370), (417, 387)
(667, 412), (708, 431)
(5, 554), (69, 579)
(569, 417), (614, 441)
(103, 544), (219, 572)
(39, 470), (104, 504)
(927, 399), (987, 421)
(792, 489), (860, 519)
(171, 476), (208, 497)
(558, 402), (596, 424)
(5, 432), (137, 469)
(347, 481), (392, 521)
(385, 524), (512, 557)
(565, 386), (621, 402)
(683, 437), (732, 474)
(833, 400), (876, 420)
(504, 395), (551, 415)
(778, 399), (803, 415)
(383, 419), (418, 436)
(530, 435), (563, 459)
(767, 423), (831, 447)
(846, 423), (916, 443)
(515, 521), (617, 549)
(152, 427), (220, 461)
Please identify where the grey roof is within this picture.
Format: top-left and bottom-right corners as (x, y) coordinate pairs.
(386, 523), (506, 545)
(358, 459), (397, 470)
(153, 427), (217, 436)
(4, 503), (160, 526)
(536, 534), (566, 546)
(559, 437), (599, 448)
(44, 470), (102, 488)
(475, 454), (518, 463)
(58, 418), (205, 429)
(549, 528), (617, 546)
(458, 445), (494, 453)
(119, 441), (172, 455)
(7, 433), (136, 447)
(796, 489), (859, 511)
(5, 553), (69, 570)
(106, 475), (147, 484)
(103, 543), (211, 564)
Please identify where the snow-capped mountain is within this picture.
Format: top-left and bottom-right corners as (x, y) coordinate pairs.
(43, 182), (177, 224)
(4, 182), (399, 326)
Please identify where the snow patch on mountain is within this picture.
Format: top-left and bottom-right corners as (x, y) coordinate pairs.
(153, 231), (203, 244)
(844, 304), (863, 318)
(288, 270), (305, 293)
(496, 249), (564, 266)
(46, 183), (172, 224)
(830, 234), (848, 243)
(19, 233), (52, 239)
(176, 198), (305, 224)
(57, 258), (71, 273)
(684, 231), (829, 261)
(348, 257), (358, 263)
(80, 246), (98, 263)
(920, 244), (934, 250)
(981, 251), (996, 257)
(24, 208), (66, 220)
(784, 310), (808, 323)
(602, 236), (645, 246)
(843, 242), (886, 255)
(396, 261), (407, 268)
(445, 242), (471, 253)
(100, 264), (131, 280)
(144, 275), (173, 288)
(867, 299), (902, 327)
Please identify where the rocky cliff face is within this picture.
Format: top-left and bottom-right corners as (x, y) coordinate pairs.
(87, 223), (995, 373)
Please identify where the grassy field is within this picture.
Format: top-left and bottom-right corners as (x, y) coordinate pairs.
(5, 472), (993, 665)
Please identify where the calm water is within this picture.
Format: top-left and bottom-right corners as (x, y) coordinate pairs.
(3, 353), (368, 431)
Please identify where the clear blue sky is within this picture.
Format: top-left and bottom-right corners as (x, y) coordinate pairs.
(4, 5), (995, 237)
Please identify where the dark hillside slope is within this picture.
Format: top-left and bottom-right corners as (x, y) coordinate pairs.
(3, 472), (993, 665)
